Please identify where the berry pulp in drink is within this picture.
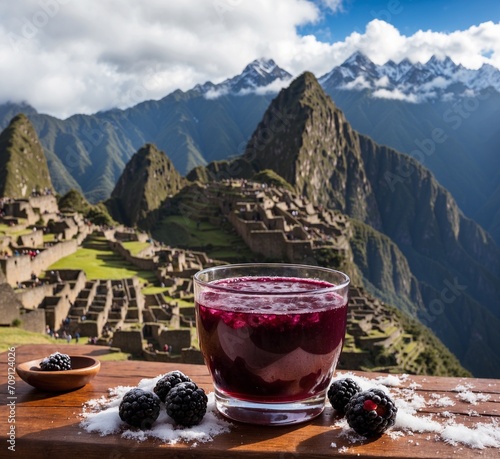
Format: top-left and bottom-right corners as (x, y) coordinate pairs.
(196, 276), (348, 402)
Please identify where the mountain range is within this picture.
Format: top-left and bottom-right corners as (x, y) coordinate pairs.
(319, 51), (500, 101)
(1, 62), (500, 378)
(0, 52), (498, 245)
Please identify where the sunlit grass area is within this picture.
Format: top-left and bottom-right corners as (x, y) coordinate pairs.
(47, 236), (158, 287)
(121, 240), (152, 256)
(152, 215), (254, 262)
(0, 327), (56, 353)
(0, 223), (32, 237)
(43, 233), (56, 243)
(94, 351), (130, 361)
(142, 285), (170, 295)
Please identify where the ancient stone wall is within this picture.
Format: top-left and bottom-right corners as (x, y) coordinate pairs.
(42, 295), (71, 331)
(15, 283), (54, 309)
(34, 240), (78, 272)
(75, 320), (99, 338)
(181, 348), (205, 364)
(4, 200), (37, 224)
(110, 241), (157, 271)
(0, 255), (31, 285)
(114, 230), (148, 242)
(112, 329), (144, 355)
(29, 195), (58, 214)
(0, 282), (23, 326)
(18, 230), (44, 248)
(18, 308), (46, 333)
(2, 240), (79, 285)
(229, 212), (313, 262)
(158, 329), (191, 354)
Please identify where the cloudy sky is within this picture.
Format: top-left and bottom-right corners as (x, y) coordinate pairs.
(1, 0), (499, 118)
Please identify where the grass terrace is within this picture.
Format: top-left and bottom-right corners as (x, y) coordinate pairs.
(152, 215), (255, 262)
(0, 223), (31, 237)
(121, 240), (152, 256)
(47, 235), (157, 288)
(0, 327), (56, 352)
(43, 233), (57, 243)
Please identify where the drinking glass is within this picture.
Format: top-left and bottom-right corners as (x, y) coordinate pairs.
(194, 263), (350, 425)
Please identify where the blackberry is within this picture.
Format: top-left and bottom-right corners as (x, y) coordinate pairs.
(39, 352), (72, 371)
(328, 378), (361, 414)
(165, 381), (208, 427)
(153, 370), (192, 402)
(119, 388), (161, 430)
(345, 388), (398, 437)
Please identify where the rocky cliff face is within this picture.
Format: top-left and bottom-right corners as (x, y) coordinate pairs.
(106, 143), (186, 227)
(0, 114), (53, 198)
(358, 136), (500, 314)
(349, 219), (423, 316)
(243, 72), (381, 228)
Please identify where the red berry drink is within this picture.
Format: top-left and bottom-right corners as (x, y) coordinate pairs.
(194, 266), (349, 425)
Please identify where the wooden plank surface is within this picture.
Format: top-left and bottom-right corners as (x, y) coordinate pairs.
(1, 344), (499, 458)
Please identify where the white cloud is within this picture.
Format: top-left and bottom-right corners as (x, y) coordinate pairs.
(372, 88), (419, 103)
(420, 76), (451, 92)
(239, 78), (293, 96)
(319, 0), (344, 13)
(0, 1), (498, 118)
(0, 0), (319, 117)
(341, 75), (372, 90)
(375, 75), (390, 88)
(203, 87), (230, 100)
(327, 20), (500, 72)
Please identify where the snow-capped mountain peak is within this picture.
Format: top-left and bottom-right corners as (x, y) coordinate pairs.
(242, 58), (278, 77)
(319, 52), (500, 103)
(199, 58), (292, 99)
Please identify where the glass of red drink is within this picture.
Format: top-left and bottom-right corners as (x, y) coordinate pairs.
(194, 263), (350, 425)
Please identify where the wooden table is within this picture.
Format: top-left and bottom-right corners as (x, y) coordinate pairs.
(1, 344), (499, 458)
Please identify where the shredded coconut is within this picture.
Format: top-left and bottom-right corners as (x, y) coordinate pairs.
(441, 421), (500, 449)
(331, 372), (500, 450)
(80, 371), (500, 451)
(80, 374), (231, 444)
(428, 394), (455, 407)
(375, 374), (407, 387)
(453, 383), (474, 392)
(456, 390), (491, 405)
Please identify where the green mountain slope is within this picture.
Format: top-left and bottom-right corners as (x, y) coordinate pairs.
(0, 114), (53, 198)
(58, 189), (115, 226)
(106, 143), (186, 227)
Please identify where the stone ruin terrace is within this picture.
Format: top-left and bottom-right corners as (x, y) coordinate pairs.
(1, 185), (424, 372)
(340, 286), (427, 374)
(189, 179), (352, 264)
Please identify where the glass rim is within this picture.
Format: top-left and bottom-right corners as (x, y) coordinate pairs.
(193, 262), (350, 296)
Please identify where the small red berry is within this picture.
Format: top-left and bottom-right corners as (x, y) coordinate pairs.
(363, 399), (377, 411)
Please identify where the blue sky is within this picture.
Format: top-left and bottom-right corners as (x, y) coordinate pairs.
(1, 0), (499, 118)
(304, 0), (500, 42)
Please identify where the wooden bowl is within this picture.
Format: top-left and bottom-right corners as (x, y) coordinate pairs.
(16, 355), (101, 392)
